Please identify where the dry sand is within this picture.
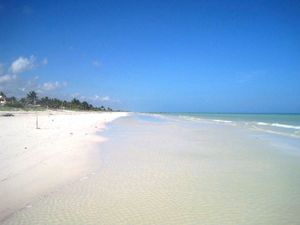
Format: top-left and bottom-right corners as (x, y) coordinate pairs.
(0, 110), (128, 221)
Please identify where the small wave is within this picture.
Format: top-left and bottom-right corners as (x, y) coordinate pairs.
(251, 125), (300, 139)
(256, 122), (269, 126)
(271, 123), (300, 130)
(178, 116), (202, 122)
(256, 122), (300, 130)
(178, 116), (234, 125)
(212, 119), (233, 123)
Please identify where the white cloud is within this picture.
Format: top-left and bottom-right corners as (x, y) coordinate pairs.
(40, 81), (67, 91)
(66, 93), (120, 108)
(0, 75), (67, 97)
(94, 95), (110, 101)
(0, 74), (37, 97)
(0, 74), (17, 83)
(70, 94), (112, 103)
(10, 56), (36, 74)
(0, 56), (67, 98)
(101, 96), (110, 101)
(92, 60), (102, 67)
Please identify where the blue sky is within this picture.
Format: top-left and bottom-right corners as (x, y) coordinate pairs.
(0, 0), (299, 112)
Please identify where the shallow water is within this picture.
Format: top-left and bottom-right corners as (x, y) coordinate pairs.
(162, 113), (300, 138)
(2, 114), (300, 225)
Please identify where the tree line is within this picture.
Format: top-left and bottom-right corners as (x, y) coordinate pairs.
(0, 91), (112, 111)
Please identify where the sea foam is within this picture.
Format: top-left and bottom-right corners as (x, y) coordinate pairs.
(256, 122), (300, 130)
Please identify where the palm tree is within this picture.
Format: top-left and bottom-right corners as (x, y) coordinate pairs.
(0, 91), (6, 97)
(81, 101), (90, 110)
(7, 96), (16, 104)
(27, 91), (38, 105)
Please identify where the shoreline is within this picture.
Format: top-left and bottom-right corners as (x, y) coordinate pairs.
(0, 110), (128, 221)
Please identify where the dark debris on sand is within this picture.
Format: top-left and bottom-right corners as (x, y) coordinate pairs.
(1, 113), (14, 117)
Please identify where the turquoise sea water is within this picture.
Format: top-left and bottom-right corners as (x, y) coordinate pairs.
(168, 113), (300, 125)
(155, 113), (300, 138)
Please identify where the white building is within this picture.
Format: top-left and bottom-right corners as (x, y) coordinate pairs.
(0, 95), (6, 105)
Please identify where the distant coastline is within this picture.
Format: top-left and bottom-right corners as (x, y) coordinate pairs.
(0, 91), (114, 112)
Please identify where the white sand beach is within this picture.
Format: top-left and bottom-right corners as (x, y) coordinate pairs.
(0, 111), (128, 221)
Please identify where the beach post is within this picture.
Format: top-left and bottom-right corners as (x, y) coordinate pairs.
(36, 112), (39, 129)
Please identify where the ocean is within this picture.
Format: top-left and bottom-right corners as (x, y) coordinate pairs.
(157, 113), (300, 138)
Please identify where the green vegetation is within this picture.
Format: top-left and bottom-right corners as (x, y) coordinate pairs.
(0, 91), (113, 111)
